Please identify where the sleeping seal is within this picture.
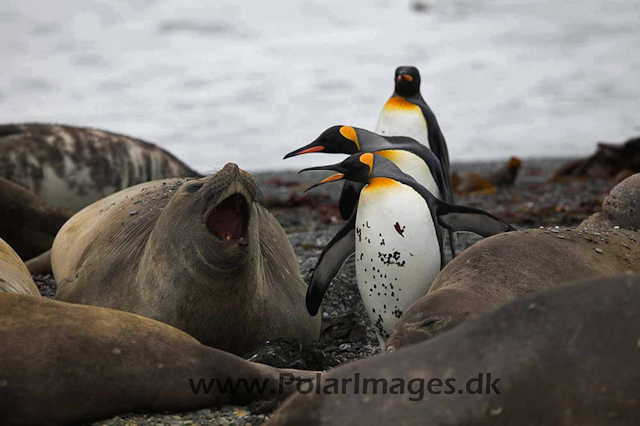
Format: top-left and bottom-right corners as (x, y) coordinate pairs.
(0, 123), (198, 210)
(52, 163), (320, 354)
(385, 227), (640, 350)
(0, 293), (316, 426)
(267, 274), (640, 425)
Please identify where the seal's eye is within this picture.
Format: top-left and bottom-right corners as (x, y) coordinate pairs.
(419, 318), (439, 328)
(186, 183), (203, 193)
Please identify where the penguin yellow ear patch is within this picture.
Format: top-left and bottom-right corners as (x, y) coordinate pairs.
(339, 126), (360, 150)
(359, 153), (374, 174)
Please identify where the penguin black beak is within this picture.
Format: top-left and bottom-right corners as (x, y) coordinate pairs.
(283, 142), (325, 159)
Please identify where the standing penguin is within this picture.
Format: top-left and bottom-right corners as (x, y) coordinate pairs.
(301, 153), (513, 344)
(376, 66), (453, 201)
(285, 125), (456, 258)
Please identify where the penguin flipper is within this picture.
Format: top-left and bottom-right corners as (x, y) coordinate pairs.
(306, 210), (356, 315)
(435, 201), (515, 237)
(338, 181), (364, 220)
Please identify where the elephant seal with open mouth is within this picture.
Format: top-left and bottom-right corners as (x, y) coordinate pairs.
(52, 163), (320, 354)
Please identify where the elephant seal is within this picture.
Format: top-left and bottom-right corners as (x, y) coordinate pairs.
(0, 177), (73, 260)
(267, 274), (640, 425)
(385, 227), (640, 350)
(52, 163), (320, 355)
(0, 123), (198, 211)
(579, 173), (640, 230)
(0, 237), (40, 296)
(0, 293), (316, 426)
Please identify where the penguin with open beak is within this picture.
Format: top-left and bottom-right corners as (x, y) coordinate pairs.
(301, 152), (514, 345)
(284, 125), (457, 259)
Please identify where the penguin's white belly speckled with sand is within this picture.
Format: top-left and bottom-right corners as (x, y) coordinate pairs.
(355, 177), (440, 344)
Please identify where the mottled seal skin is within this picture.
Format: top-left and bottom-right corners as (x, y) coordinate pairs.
(0, 123), (199, 211)
(0, 177), (73, 260)
(385, 227), (640, 350)
(579, 173), (640, 230)
(52, 163), (320, 355)
(0, 237), (40, 296)
(0, 293), (316, 426)
(267, 274), (640, 426)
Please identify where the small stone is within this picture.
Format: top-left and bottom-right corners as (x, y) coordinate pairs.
(557, 235), (566, 239)
(614, 226), (620, 229)
(129, 210), (138, 215)
(339, 343), (351, 351)
(490, 406), (503, 416)
(528, 303), (536, 310)
(595, 248), (604, 254)
(551, 229), (559, 233)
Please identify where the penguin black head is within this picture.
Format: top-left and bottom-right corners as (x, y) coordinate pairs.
(394, 66), (421, 97)
(284, 126), (361, 159)
(300, 152), (375, 191)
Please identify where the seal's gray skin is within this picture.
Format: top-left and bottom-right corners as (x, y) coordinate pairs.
(385, 227), (640, 350)
(579, 173), (640, 230)
(0, 177), (73, 261)
(0, 123), (199, 211)
(0, 293), (317, 426)
(267, 274), (640, 426)
(52, 163), (320, 355)
(0, 237), (40, 296)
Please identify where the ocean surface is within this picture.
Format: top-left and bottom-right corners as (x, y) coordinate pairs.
(1, 0), (638, 173)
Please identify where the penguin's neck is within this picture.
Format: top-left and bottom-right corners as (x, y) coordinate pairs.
(375, 96), (428, 146)
(374, 150), (441, 199)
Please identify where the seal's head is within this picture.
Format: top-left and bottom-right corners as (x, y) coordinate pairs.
(385, 288), (494, 352)
(155, 163), (259, 271)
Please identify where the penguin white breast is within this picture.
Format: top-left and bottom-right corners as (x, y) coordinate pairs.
(375, 150), (442, 200)
(355, 177), (440, 341)
(375, 96), (428, 145)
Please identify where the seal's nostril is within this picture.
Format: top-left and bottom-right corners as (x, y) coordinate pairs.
(221, 163), (240, 175)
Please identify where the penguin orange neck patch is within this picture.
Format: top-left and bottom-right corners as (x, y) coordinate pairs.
(384, 96), (419, 111)
(364, 177), (398, 191)
(339, 126), (360, 151)
(359, 152), (374, 175)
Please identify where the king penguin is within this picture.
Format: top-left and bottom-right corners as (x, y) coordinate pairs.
(301, 152), (514, 345)
(375, 66), (453, 203)
(285, 125), (457, 258)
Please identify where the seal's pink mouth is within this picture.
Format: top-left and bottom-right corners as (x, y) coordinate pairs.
(208, 194), (249, 244)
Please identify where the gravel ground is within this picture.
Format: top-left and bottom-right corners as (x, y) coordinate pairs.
(33, 157), (615, 426)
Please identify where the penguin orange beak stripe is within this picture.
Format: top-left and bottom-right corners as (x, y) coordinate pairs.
(319, 173), (344, 184)
(283, 145), (325, 159)
(303, 173), (345, 193)
(298, 146), (325, 155)
(398, 74), (413, 82)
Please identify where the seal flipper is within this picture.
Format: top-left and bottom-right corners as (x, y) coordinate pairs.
(306, 210), (356, 315)
(435, 201), (515, 237)
(338, 181), (364, 220)
(25, 249), (52, 275)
